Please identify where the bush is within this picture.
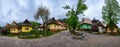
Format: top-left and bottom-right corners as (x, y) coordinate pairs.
(118, 29), (120, 34)
(37, 30), (55, 36)
(6, 34), (17, 37)
(18, 30), (40, 39)
(18, 30), (58, 39)
(47, 31), (54, 36)
(6, 30), (39, 38)
(30, 29), (38, 34)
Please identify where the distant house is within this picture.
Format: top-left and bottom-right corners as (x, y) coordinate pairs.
(98, 21), (106, 33)
(48, 17), (67, 31)
(56, 19), (67, 30)
(78, 18), (92, 30)
(0, 27), (8, 35)
(48, 22), (59, 31)
(106, 22), (118, 33)
(92, 19), (99, 31)
(5, 23), (10, 30)
(10, 21), (21, 34)
(37, 25), (44, 30)
(22, 19), (32, 32)
(92, 18), (106, 33)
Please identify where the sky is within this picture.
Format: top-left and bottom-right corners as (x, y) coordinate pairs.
(0, 0), (120, 27)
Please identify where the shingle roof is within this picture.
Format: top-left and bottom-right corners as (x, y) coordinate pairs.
(81, 18), (92, 24)
(10, 21), (18, 28)
(48, 18), (66, 26)
(99, 21), (105, 27)
(22, 19), (32, 26)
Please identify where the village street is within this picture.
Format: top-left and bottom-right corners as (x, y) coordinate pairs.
(0, 30), (120, 47)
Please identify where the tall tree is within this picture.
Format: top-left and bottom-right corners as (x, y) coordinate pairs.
(34, 6), (50, 31)
(63, 0), (87, 35)
(30, 21), (41, 29)
(34, 6), (50, 35)
(102, 0), (120, 31)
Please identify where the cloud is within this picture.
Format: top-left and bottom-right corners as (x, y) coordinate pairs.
(84, 0), (105, 21)
(0, 0), (120, 27)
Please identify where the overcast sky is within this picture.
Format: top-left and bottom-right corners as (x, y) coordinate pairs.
(0, 0), (120, 26)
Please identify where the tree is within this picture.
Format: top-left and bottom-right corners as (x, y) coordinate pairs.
(30, 21), (41, 29)
(63, 0), (87, 35)
(34, 6), (50, 31)
(102, 0), (120, 31)
(61, 18), (67, 23)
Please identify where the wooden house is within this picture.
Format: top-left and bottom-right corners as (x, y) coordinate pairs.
(106, 22), (118, 33)
(92, 18), (106, 33)
(78, 18), (92, 30)
(48, 17), (67, 31)
(56, 19), (67, 30)
(37, 25), (44, 30)
(10, 21), (21, 34)
(22, 19), (32, 32)
(98, 21), (106, 33)
(91, 18), (99, 31)
(48, 22), (59, 31)
(5, 23), (10, 30)
(0, 27), (8, 35)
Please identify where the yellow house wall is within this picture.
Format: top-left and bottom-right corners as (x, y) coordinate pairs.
(113, 28), (117, 33)
(48, 24), (66, 30)
(49, 24), (57, 29)
(10, 28), (19, 33)
(22, 26), (32, 32)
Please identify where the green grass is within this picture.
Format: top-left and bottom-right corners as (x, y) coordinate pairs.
(18, 30), (61, 39)
(4, 29), (61, 39)
(6, 34), (17, 37)
(18, 35), (40, 39)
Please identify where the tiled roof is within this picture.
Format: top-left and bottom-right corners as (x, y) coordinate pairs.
(81, 18), (92, 24)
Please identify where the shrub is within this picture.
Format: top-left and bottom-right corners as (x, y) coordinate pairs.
(118, 29), (120, 34)
(18, 30), (58, 39)
(6, 34), (16, 37)
(37, 30), (55, 36)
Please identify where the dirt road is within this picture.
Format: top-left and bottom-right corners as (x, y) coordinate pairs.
(0, 30), (120, 47)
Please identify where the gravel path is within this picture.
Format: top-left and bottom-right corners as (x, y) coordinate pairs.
(0, 30), (120, 47)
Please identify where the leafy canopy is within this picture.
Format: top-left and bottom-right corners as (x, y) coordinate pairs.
(102, 0), (120, 28)
(34, 6), (50, 23)
(63, 0), (87, 28)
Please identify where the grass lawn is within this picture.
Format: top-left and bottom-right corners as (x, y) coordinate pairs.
(18, 30), (61, 39)
(6, 34), (17, 37)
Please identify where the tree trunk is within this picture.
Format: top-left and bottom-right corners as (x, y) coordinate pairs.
(69, 27), (77, 35)
(44, 22), (48, 36)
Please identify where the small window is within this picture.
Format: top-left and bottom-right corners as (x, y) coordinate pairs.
(25, 28), (29, 30)
(14, 29), (15, 31)
(86, 25), (89, 27)
(54, 25), (56, 28)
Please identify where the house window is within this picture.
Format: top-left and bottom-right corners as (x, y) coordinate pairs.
(54, 25), (56, 28)
(14, 29), (15, 31)
(87, 25), (89, 27)
(12, 28), (15, 31)
(25, 28), (29, 30)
